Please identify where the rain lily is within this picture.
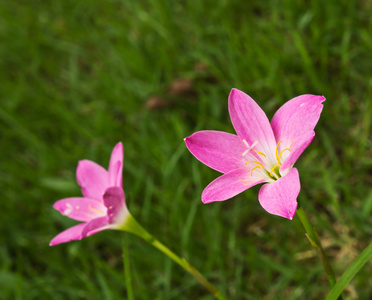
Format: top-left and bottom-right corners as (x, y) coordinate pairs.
(49, 145), (228, 300)
(185, 89), (325, 219)
(50, 142), (129, 246)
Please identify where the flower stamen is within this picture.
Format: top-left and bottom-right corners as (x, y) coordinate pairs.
(278, 148), (291, 161)
(275, 141), (282, 164)
(89, 205), (104, 215)
(245, 160), (263, 167)
(251, 166), (261, 176)
(270, 164), (280, 177)
(253, 150), (266, 157)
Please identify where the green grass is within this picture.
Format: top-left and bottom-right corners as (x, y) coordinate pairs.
(1, 0), (372, 299)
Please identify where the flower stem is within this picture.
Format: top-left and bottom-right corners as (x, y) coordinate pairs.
(122, 236), (134, 300)
(119, 213), (227, 300)
(296, 205), (342, 299)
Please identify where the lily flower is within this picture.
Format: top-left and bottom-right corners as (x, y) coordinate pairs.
(50, 142), (130, 246)
(184, 89), (325, 219)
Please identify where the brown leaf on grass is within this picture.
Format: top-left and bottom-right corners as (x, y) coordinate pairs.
(145, 61), (217, 110)
(146, 96), (170, 110)
(167, 78), (194, 96)
(194, 61), (209, 73)
(146, 78), (195, 110)
(194, 61), (218, 84)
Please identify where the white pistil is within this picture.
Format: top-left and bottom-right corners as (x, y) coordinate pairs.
(242, 139), (258, 157)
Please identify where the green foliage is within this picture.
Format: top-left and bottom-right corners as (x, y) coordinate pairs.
(1, 0), (371, 299)
(326, 242), (372, 300)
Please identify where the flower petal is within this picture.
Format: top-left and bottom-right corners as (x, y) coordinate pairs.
(53, 197), (107, 222)
(271, 94), (325, 146)
(76, 160), (109, 200)
(81, 216), (111, 237)
(49, 223), (86, 246)
(228, 89), (277, 163)
(184, 130), (247, 173)
(108, 142), (123, 187)
(280, 130), (315, 175)
(202, 168), (267, 203)
(258, 168), (300, 219)
(103, 186), (128, 224)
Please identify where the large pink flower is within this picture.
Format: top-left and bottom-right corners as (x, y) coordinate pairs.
(185, 89), (325, 219)
(50, 142), (129, 246)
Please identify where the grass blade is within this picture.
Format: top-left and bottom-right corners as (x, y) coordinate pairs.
(325, 242), (372, 300)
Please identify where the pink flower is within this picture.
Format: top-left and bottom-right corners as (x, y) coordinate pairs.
(50, 142), (129, 246)
(185, 89), (325, 219)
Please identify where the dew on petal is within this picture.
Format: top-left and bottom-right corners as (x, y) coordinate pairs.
(63, 203), (73, 216)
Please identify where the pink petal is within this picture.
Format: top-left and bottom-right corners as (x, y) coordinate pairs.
(228, 89), (277, 163)
(280, 130), (315, 175)
(271, 94), (325, 144)
(53, 197), (107, 222)
(76, 160), (109, 201)
(103, 186), (128, 224)
(108, 142), (123, 187)
(202, 168), (267, 203)
(184, 130), (247, 173)
(49, 223), (86, 246)
(81, 216), (110, 237)
(258, 168), (300, 219)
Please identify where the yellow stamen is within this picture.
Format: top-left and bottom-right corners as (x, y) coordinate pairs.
(270, 164), (280, 177)
(251, 166), (260, 176)
(275, 141), (282, 164)
(89, 205), (104, 215)
(245, 160), (263, 167)
(278, 148), (291, 161)
(254, 150), (266, 157)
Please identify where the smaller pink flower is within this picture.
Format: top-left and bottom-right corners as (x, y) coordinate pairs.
(50, 142), (129, 246)
(185, 89), (325, 219)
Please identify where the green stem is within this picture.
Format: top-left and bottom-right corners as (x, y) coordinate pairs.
(118, 213), (227, 300)
(296, 205), (342, 299)
(122, 236), (134, 300)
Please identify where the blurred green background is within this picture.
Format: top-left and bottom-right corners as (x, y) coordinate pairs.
(1, 0), (372, 299)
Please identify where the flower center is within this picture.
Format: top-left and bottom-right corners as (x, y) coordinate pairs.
(242, 140), (291, 179)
